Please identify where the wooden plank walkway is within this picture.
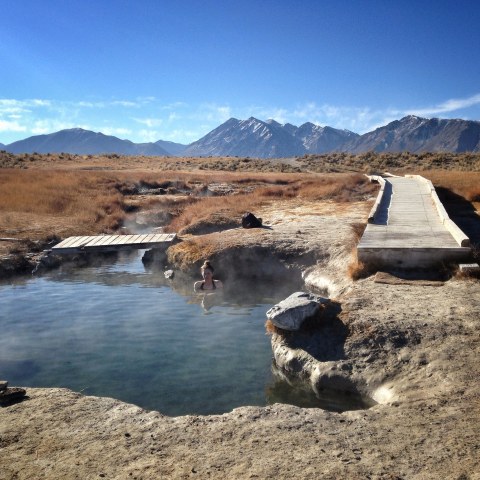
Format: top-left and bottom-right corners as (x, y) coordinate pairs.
(51, 233), (176, 254)
(358, 176), (470, 268)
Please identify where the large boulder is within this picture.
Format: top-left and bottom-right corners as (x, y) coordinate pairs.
(266, 291), (329, 331)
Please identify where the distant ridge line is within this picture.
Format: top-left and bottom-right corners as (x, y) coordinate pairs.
(2, 115), (479, 158)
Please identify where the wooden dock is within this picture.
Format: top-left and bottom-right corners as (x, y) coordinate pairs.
(51, 233), (176, 254)
(357, 176), (471, 268)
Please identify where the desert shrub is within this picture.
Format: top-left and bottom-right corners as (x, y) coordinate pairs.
(347, 248), (380, 280)
(0, 169), (127, 238)
(350, 222), (367, 242)
(163, 174), (377, 233)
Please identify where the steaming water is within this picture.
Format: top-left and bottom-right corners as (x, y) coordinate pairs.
(0, 252), (370, 415)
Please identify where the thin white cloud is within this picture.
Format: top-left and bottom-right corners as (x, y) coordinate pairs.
(0, 98), (50, 108)
(31, 119), (79, 134)
(137, 96), (157, 104)
(249, 106), (289, 123)
(101, 127), (132, 137)
(2, 93), (479, 144)
(111, 100), (138, 107)
(404, 93), (480, 116)
(190, 103), (232, 123)
(133, 117), (163, 128)
(30, 99), (51, 107)
(159, 101), (188, 110)
(72, 101), (106, 108)
(167, 129), (204, 143)
(0, 119), (27, 132)
(138, 129), (160, 142)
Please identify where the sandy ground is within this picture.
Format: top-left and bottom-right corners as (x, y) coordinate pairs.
(1, 199), (479, 479)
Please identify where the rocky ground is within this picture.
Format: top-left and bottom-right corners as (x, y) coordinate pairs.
(1, 198), (479, 479)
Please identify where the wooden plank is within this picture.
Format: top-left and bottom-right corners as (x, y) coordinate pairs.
(84, 236), (104, 247)
(87, 235), (110, 247)
(107, 235), (128, 245)
(150, 233), (165, 243)
(53, 236), (81, 249)
(142, 233), (156, 244)
(124, 235), (139, 244)
(51, 231), (177, 254)
(101, 235), (121, 246)
(115, 235), (136, 245)
(133, 234), (150, 244)
(71, 236), (98, 248)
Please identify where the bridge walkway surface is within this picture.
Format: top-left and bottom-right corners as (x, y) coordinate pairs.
(357, 175), (471, 268)
(50, 233), (176, 255)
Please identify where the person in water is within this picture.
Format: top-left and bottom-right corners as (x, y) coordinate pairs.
(194, 261), (223, 292)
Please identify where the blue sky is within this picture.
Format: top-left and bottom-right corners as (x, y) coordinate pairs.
(1, 0), (480, 145)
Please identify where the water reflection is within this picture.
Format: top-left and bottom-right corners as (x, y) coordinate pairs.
(0, 250), (371, 415)
(0, 251), (296, 415)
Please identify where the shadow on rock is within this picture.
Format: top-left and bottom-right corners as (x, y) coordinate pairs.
(274, 301), (348, 362)
(267, 360), (376, 412)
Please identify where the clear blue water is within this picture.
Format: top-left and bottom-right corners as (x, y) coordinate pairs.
(0, 252), (295, 415)
(0, 252), (372, 415)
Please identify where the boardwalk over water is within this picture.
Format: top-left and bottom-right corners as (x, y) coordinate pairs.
(51, 233), (176, 254)
(357, 175), (471, 268)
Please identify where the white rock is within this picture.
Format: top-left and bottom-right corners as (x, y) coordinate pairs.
(266, 291), (328, 331)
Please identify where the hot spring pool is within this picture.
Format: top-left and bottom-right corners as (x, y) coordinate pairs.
(0, 251), (369, 415)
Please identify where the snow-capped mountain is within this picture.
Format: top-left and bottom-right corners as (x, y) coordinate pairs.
(3, 115), (480, 158)
(293, 122), (358, 153)
(184, 117), (305, 158)
(342, 115), (480, 153)
(184, 117), (357, 158)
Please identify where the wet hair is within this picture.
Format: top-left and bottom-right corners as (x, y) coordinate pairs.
(201, 260), (214, 274)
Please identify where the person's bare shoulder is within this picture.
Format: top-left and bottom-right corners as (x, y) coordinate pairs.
(214, 280), (223, 289)
(193, 281), (203, 292)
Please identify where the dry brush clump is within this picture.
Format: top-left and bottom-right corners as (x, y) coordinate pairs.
(0, 169), (126, 242)
(299, 151), (480, 173)
(422, 170), (480, 209)
(163, 174), (377, 234)
(347, 257), (377, 281)
(3, 150), (480, 174)
(166, 237), (218, 270)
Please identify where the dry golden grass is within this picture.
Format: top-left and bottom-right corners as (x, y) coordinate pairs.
(165, 193), (262, 233)
(165, 174), (377, 234)
(2, 150), (480, 174)
(0, 151), (302, 173)
(265, 319), (285, 336)
(299, 151), (480, 173)
(1, 151), (478, 265)
(166, 238), (218, 269)
(0, 170), (126, 244)
(347, 258), (374, 280)
(421, 170), (480, 210)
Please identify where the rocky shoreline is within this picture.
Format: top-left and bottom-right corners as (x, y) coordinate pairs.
(1, 199), (479, 479)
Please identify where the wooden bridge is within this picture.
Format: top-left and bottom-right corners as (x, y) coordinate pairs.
(51, 233), (176, 255)
(357, 175), (471, 268)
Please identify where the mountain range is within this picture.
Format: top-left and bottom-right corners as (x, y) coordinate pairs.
(2, 115), (479, 158)
(4, 128), (171, 156)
